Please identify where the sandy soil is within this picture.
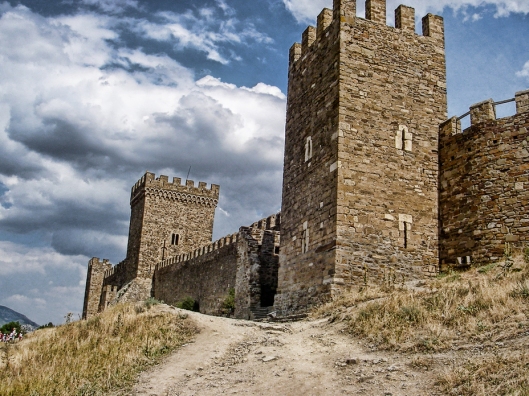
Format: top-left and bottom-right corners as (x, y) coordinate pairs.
(129, 306), (459, 396)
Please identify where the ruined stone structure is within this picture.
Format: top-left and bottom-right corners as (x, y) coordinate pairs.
(83, 0), (529, 321)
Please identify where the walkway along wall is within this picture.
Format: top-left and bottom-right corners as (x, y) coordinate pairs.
(439, 90), (529, 267)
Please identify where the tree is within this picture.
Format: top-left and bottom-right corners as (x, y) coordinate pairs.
(0, 321), (22, 335)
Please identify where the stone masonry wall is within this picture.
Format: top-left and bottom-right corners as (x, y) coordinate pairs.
(439, 90), (529, 267)
(154, 234), (238, 315)
(85, 171), (219, 317)
(276, 5), (340, 316)
(336, 3), (447, 288)
(82, 258), (112, 319)
(277, 0), (447, 316)
(128, 172), (219, 281)
(235, 214), (280, 319)
(154, 213), (280, 318)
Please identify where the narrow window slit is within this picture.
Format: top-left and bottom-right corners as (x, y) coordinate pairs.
(403, 222), (408, 249)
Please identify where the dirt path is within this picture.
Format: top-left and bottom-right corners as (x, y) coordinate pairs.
(129, 306), (449, 396)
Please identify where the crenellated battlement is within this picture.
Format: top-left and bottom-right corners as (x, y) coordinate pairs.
(290, 0), (444, 66)
(155, 213), (281, 271)
(440, 89), (529, 137)
(88, 257), (111, 270)
(156, 233), (238, 271)
(130, 172), (220, 206)
(439, 89), (529, 268)
(249, 212), (281, 232)
(103, 259), (127, 279)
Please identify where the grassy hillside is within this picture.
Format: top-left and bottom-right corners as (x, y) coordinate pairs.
(0, 300), (197, 396)
(313, 252), (529, 395)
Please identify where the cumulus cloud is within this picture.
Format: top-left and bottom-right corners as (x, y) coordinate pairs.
(0, 3), (285, 324)
(283, 0), (529, 23)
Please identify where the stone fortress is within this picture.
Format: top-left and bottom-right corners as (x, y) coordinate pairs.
(83, 0), (529, 320)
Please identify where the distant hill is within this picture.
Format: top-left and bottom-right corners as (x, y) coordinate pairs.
(0, 305), (39, 329)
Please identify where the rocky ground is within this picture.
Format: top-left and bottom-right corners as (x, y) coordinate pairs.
(126, 305), (529, 396)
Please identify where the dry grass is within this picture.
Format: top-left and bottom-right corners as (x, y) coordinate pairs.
(0, 302), (196, 396)
(437, 352), (529, 396)
(313, 253), (529, 395)
(314, 255), (529, 353)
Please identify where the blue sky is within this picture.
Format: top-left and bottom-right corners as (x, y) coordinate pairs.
(0, 0), (527, 325)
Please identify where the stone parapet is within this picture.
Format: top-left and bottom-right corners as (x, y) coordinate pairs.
(131, 172), (219, 206)
(516, 89), (529, 114)
(366, 0), (386, 24)
(470, 99), (496, 125)
(156, 233), (238, 271)
(395, 5), (415, 32)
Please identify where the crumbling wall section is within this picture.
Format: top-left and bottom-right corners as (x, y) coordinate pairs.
(234, 214), (281, 319)
(82, 258), (112, 320)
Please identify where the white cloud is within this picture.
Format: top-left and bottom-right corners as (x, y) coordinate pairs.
(0, 4), (285, 262)
(0, 2), (285, 326)
(283, 0), (529, 23)
(80, 0), (139, 13)
(0, 241), (86, 276)
(132, 4), (273, 64)
(283, 0), (330, 23)
(517, 61), (529, 80)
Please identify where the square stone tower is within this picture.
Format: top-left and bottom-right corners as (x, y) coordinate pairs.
(275, 0), (447, 315)
(82, 172), (219, 319)
(125, 172), (220, 282)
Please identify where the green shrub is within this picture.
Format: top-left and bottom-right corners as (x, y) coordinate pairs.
(1, 321), (22, 335)
(144, 297), (162, 309)
(37, 322), (54, 330)
(477, 263), (496, 274)
(175, 296), (199, 312)
(222, 288), (235, 315)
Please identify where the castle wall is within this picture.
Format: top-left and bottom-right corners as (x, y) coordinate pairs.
(82, 258), (112, 320)
(277, 0), (447, 316)
(439, 90), (529, 266)
(154, 214), (280, 318)
(153, 235), (238, 315)
(86, 172), (219, 317)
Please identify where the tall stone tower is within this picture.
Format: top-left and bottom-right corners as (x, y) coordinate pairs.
(125, 172), (220, 282)
(82, 172), (219, 319)
(275, 0), (447, 315)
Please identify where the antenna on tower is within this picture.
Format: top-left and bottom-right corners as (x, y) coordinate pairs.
(186, 166), (191, 180)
